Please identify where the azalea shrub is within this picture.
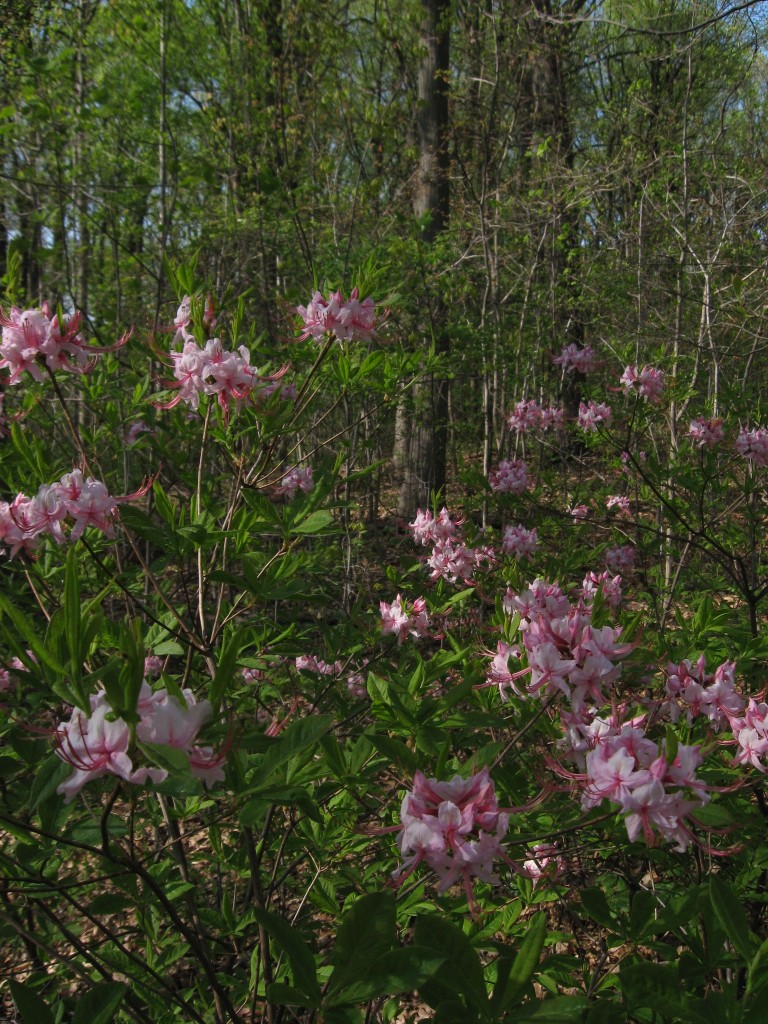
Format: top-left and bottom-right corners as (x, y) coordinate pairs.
(3, 268), (768, 1024)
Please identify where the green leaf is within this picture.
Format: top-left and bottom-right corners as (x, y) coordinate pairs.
(210, 631), (242, 712)
(64, 544), (82, 675)
(491, 911), (547, 1013)
(580, 887), (621, 932)
(252, 906), (321, 1008)
(0, 593), (67, 677)
(319, 733), (347, 778)
(266, 983), (316, 1007)
(745, 936), (768, 999)
(414, 914), (488, 1014)
(71, 983), (127, 1024)
(290, 509), (335, 535)
(629, 889), (657, 941)
(118, 505), (168, 546)
(513, 995), (589, 1021)
(583, 1001), (627, 1024)
(327, 892), (397, 999)
(432, 999), (473, 1024)
(152, 481), (176, 526)
(620, 962), (681, 1015)
(709, 875), (753, 962)
(139, 741), (194, 775)
(30, 755), (71, 811)
(239, 786), (322, 824)
(89, 894), (135, 916)
(256, 715), (333, 784)
(368, 733), (420, 773)
(431, 676), (475, 714)
(8, 980), (56, 1024)
(330, 947), (446, 1005)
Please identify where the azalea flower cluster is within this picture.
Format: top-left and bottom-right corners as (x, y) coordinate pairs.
(730, 698), (768, 772)
(297, 287), (376, 343)
(581, 570), (623, 610)
(160, 336), (287, 419)
(0, 303), (125, 384)
(735, 427), (768, 467)
(0, 655), (29, 693)
(620, 364), (664, 403)
(662, 655), (744, 730)
(488, 458), (529, 494)
(409, 506), (461, 546)
(295, 653), (370, 699)
(577, 400), (612, 432)
(55, 683), (225, 803)
(380, 594), (430, 644)
(171, 294), (217, 343)
(605, 544), (635, 573)
(0, 469), (149, 557)
(296, 654), (343, 675)
(523, 843), (566, 887)
(501, 524), (538, 559)
(576, 722), (707, 851)
(491, 578), (632, 708)
(409, 507), (494, 584)
(507, 399), (563, 434)
(606, 495), (631, 515)
(553, 342), (597, 374)
(393, 769), (520, 904)
(492, 578), (713, 849)
(276, 465), (313, 499)
(688, 417), (724, 448)
(682, 665), (768, 780)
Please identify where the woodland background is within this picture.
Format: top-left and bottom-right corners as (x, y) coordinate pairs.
(3, 0), (767, 507)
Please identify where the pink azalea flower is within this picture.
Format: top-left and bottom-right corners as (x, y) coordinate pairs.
(159, 336), (288, 421)
(501, 524), (537, 559)
(482, 641), (523, 702)
(393, 768), (522, 906)
(581, 571), (622, 609)
(620, 364), (664, 403)
(735, 427), (768, 467)
(688, 417), (723, 448)
(527, 642), (577, 698)
(606, 495), (631, 515)
(605, 544), (635, 573)
(276, 466), (313, 500)
(488, 458), (529, 494)
(346, 670), (368, 699)
(143, 653), (164, 678)
(55, 683), (226, 802)
(507, 399), (563, 434)
(427, 540), (478, 582)
(125, 420), (150, 446)
(55, 704), (167, 803)
(577, 401), (612, 432)
(380, 595), (431, 644)
(295, 655), (343, 676)
(297, 287), (376, 344)
(523, 843), (566, 886)
(553, 343), (596, 374)
(136, 689), (212, 749)
(0, 303), (121, 384)
(410, 506), (461, 547)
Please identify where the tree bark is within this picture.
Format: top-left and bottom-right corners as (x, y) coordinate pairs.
(396, 0), (451, 518)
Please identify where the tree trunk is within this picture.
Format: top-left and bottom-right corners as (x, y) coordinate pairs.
(396, 0), (451, 518)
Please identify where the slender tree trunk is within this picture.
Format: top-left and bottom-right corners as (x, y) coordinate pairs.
(155, 0), (168, 326)
(396, 0), (451, 518)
